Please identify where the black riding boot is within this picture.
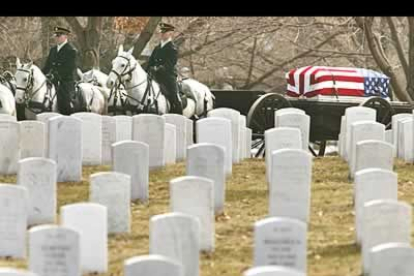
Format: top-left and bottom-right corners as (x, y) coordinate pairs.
(170, 94), (183, 114)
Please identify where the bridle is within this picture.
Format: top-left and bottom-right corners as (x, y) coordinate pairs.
(15, 67), (55, 113)
(109, 54), (159, 112)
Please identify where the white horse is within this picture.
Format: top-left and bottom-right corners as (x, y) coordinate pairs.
(0, 83), (16, 116)
(106, 45), (214, 118)
(77, 67), (129, 115)
(14, 60), (58, 119)
(15, 59), (107, 119)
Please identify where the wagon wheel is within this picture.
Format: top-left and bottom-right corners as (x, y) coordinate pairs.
(309, 141), (327, 157)
(247, 93), (292, 158)
(359, 96), (395, 129)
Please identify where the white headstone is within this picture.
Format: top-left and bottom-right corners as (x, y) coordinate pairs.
(254, 217), (307, 272)
(17, 157), (56, 225)
(187, 143), (226, 214)
(245, 127), (252, 158)
(339, 115), (346, 158)
(369, 242), (414, 276)
(349, 121), (385, 176)
(150, 213), (200, 276)
(90, 172), (131, 233)
(60, 203), (108, 273)
(186, 118), (194, 147)
(275, 113), (310, 151)
(0, 184), (28, 258)
(112, 141), (149, 202)
(0, 114), (17, 122)
(208, 108), (241, 163)
(270, 149), (312, 222)
(71, 113), (102, 165)
(124, 255), (184, 276)
(36, 112), (62, 156)
(163, 114), (187, 161)
(344, 106), (376, 161)
(354, 140), (394, 179)
(239, 115), (246, 160)
(398, 118), (414, 162)
(362, 199), (412, 273)
(0, 268), (37, 276)
(170, 176), (214, 252)
(385, 129), (393, 145)
(165, 123), (177, 165)
(36, 112), (61, 123)
(29, 225), (81, 276)
(196, 117), (232, 176)
(265, 127), (302, 183)
(274, 108), (305, 127)
(114, 115), (132, 142)
(132, 114), (165, 169)
(354, 168), (398, 244)
(19, 121), (46, 158)
(392, 113), (412, 155)
(0, 121), (20, 175)
(101, 115), (117, 165)
(244, 266), (305, 276)
(48, 116), (82, 182)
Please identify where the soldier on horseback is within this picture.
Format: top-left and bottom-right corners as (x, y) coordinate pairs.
(42, 26), (78, 115)
(146, 22), (183, 114)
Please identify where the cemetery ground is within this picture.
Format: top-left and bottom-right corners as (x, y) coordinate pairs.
(1, 156), (414, 276)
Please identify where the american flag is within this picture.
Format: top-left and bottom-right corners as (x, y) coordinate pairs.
(286, 66), (390, 99)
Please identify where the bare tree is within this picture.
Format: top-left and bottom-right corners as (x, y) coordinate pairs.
(64, 17), (103, 69)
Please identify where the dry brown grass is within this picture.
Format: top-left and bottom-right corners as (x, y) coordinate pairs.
(1, 156), (414, 276)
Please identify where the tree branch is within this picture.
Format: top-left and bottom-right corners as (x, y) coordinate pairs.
(179, 30), (237, 58)
(244, 36), (257, 87)
(386, 17), (409, 79)
(242, 30), (347, 90)
(355, 17), (412, 103)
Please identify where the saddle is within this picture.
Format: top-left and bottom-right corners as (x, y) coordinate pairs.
(158, 81), (197, 110)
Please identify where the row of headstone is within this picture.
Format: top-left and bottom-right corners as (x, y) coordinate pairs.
(396, 116), (414, 162)
(345, 144), (414, 275)
(348, 121), (385, 177)
(343, 107), (376, 161)
(0, 183), (109, 273)
(391, 113), (412, 158)
(0, 120), (48, 175)
(361, 199), (412, 274)
(265, 127), (302, 184)
(206, 108), (253, 162)
(339, 110), (414, 164)
(0, 114), (17, 122)
(274, 108), (309, 151)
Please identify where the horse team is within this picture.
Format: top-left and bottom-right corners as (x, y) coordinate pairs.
(0, 45), (215, 120)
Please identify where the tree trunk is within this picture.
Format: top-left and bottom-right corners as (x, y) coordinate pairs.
(41, 17), (51, 63)
(132, 17), (162, 59)
(64, 17), (103, 70)
(355, 17), (412, 103)
(406, 17), (414, 100)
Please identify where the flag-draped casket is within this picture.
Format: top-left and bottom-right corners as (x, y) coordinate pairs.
(286, 66), (390, 99)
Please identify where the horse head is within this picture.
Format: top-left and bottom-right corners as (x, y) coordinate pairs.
(14, 58), (35, 104)
(107, 44), (139, 89)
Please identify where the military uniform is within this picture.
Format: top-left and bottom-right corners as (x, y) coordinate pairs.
(43, 26), (78, 115)
(147, 23), (183, 114)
